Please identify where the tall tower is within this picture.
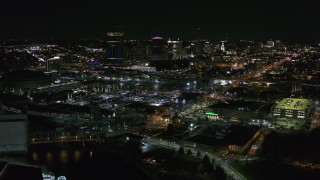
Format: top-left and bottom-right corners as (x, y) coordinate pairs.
(221, 41), (226, 52)
(150, 36), (168, 61)
(167, 38), (182, 60)
(104, 23), (125, 63)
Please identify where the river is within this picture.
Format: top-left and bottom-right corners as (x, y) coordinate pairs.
(28, 142), (147, 180)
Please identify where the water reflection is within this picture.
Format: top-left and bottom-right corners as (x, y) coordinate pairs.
(29, 143), (93, 174)
(59, 150), (69, 165)
(28, 143), (143, 180)
(73, 150), (81, 162)
(46, 152), (53, 166)
(32, 152), (38, 162)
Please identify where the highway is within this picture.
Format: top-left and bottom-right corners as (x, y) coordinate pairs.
(146, 137), (247, 180)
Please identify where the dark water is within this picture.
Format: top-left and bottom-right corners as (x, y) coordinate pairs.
(29, 143), (147, 180)
(27, 109), (150, 179)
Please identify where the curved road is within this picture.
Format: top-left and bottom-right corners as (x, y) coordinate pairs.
(146, 137), (246, 180)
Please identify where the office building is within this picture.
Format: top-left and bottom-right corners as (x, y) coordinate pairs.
(272, 98), (312, 129)
(104, 23), (125, 63)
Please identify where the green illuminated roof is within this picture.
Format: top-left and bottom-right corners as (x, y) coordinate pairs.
(274, 98), (311, 110)
(206, 112), (218, 116)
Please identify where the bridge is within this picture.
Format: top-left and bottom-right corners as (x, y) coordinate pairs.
(30, 133), (99, 144)
(30, 130), (129, 144)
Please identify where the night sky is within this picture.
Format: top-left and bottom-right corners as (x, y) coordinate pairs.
(1, 0), (319, 42)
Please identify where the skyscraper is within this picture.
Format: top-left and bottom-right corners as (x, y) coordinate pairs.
(168, 38), (182, 60)
(104, 23), (125, 63)
(150, 36), (168, 61)
(221, 41), (226, 52)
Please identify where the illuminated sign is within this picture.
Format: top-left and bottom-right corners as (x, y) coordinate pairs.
(205, 112), (218, 116)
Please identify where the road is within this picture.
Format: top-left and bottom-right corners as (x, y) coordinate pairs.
(146, 137), (247, 180)
(243, 58), (289, 80)
(246, 127), (270, 156)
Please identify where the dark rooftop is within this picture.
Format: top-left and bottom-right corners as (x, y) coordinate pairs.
(33, 103), (114, 115)
(0, 162), (43, 180)
(1, 70), (50, 81)
(187, 125), (260, 147)
(208, 100), (266, 112)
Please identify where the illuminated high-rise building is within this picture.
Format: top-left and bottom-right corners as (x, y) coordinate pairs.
(221, 41), (226, 52)
(167, 38), (182, 60)
(104, 23), (125, 63)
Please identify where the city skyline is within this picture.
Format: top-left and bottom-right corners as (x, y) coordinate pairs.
(2, 4), (320, 178)
(1, 0), (320, 42)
